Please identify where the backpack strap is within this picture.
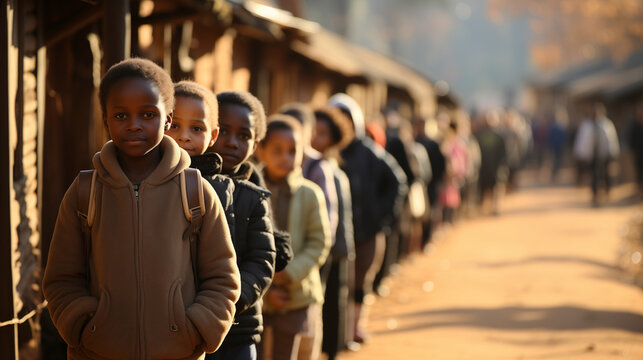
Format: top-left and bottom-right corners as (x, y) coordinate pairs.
(77, 170), (96, 282)
(181, 168), (204, 290)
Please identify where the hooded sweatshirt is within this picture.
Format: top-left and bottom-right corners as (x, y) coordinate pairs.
(43, 136), (240, 359)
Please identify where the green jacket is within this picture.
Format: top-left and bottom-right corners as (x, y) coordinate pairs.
(264, 170), (331, 313)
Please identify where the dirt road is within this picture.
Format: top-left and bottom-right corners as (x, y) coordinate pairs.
(340, 178), (643, 360)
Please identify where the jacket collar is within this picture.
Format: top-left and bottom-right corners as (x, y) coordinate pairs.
(93, 135), (190, 188)
(190, 152), (223, 177)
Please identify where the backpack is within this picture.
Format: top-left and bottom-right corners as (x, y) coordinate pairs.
(76, 168), (204, 288)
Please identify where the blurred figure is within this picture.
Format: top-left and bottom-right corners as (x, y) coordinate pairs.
(413, 115), (446, 246)
(474, 110), (508, 215)
(574, 103), (620, 205)
(548, 109), (568, 183)
(629, 100), (643, 195)
(455, 110), (481, 218)
(440, 117), (468, 223)
(312, 106), (358, 360)
(280, 103), (338, 255)
(532, 114), (550, 170)
(329, 93), (406, 344)
(503, 110), (531, 192)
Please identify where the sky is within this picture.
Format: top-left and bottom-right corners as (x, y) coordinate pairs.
(304, 0), (533, 109)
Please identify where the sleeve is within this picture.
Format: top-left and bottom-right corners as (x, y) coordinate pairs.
(236, 193), (276, 314)
(306, 161), (339, 240)
(42, 177), (99, 348)
(185, 179), (241, 353)
(284, 185), (331, 283)
(273, 229), (293, 272)
(375, 147), (408, 226)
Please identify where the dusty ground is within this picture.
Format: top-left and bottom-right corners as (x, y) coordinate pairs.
(339, 172), (643, 360)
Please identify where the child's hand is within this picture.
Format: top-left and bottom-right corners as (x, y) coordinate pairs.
(266, 286), (290, 309)
(273, 271), (291, 285)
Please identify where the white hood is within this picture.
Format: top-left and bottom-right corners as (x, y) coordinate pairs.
(329, 93), (365, 139)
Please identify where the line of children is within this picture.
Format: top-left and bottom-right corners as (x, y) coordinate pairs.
(44, 57), (403, 360)
(256, 115), (331, 360)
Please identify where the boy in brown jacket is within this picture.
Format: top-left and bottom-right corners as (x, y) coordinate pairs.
(42, 58), (240, 359)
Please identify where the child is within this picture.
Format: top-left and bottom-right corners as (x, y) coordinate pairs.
(311, 107), (357, 359)
(167, 83), (277, 360)
(42, 58), (240, 360)
(255, 115), (331, 360)
(166, 81), (236, 236)
(215, 91), (293, 273)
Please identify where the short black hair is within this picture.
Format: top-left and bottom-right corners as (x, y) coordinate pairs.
(280, 103), (314, 128)
(174, 81), (218, 129)
(261, 114), (302, 146)
(314, 106), (352, 147)
(217, 91), (267, 141)
(99, 58), (174, 115)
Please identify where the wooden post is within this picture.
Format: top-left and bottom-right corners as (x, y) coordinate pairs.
(0, 0), (19, 358)
(102, 0), (130, 69)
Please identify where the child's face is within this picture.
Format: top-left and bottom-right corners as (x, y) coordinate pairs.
(166, 95), (217, 156)
(211, 104), (257, 173)
(311, 118), (333, 154)
(257, 128), (300, 181)
(103, 78), (171, 160)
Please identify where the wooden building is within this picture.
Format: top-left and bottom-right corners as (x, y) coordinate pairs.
(1, 1), (437, 358)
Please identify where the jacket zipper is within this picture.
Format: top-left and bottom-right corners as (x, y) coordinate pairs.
(133, 183), (144, 359)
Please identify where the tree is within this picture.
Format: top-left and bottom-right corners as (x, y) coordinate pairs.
(488, 0), (643, 71)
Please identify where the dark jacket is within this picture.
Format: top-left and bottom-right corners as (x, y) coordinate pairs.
(192, 155), (276, 346)
(340, 138), (407, 244)
(232, 162), (293, 273)
(416, 135), (445, 205)
(190, 153), (235, 234)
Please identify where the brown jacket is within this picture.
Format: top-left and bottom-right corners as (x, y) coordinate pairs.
(43, 137), (240, 359)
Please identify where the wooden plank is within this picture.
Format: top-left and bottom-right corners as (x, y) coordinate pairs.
(102, 0), (130, 69)
(0, 0), (19, 358)
(44, 6), (102, 47)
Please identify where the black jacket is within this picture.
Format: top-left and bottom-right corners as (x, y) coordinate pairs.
(192, 154), (276, 346)
(340, 138), (407, 244)
(416, 135), (445, 205)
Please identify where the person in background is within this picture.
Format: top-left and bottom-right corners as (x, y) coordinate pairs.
(312, 106), (358, 359)
(548, 110), (567, 183)
(329, 93), (406, 344)
(413, 115), (445, 247)
(474, 110), (508, 215)
(280, 103), (338, 256)
(256, 115), (331, 360)
(629, 100), (643, 196)
(440, 119), (468, 223)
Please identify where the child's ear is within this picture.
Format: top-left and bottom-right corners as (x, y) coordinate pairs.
(165, 111), (173, 131)
(209, 127), (219, 148)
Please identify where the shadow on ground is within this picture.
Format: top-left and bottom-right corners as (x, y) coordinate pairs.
(476, 256), (620, 272)
(373, 306), (643, 335)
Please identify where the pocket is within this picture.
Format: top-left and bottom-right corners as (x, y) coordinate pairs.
(168, 279), (198, 348)
(81, 290), (110, 345)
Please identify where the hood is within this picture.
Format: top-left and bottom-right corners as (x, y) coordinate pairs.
(92, 135), (190, 188)
(329, 93), (365, 140)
